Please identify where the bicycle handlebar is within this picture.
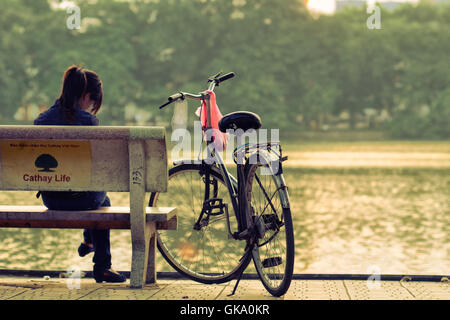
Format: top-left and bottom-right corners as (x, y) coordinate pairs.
(158, 72), (235, 109)
(216, 72), (235, 83)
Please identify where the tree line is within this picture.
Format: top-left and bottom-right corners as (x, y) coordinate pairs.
(0, 0), (449, 138)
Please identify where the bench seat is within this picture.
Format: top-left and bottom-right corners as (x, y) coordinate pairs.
(0, 205), (177, 230)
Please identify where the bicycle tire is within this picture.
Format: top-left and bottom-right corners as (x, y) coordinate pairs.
(245, 154), (295, 296)
(149, 163), (251, 284)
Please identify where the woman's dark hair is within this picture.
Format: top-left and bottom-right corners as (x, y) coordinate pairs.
(58, 65), (103, 122)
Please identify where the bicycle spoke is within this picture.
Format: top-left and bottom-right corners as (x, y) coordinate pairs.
(154, 165), (249, 283)
(246, 160), (294, 296)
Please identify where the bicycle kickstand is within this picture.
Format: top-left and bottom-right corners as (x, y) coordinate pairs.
(228, 270), (244, 297)
(228, 243), (254, 297)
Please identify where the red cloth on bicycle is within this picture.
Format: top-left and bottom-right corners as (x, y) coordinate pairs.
(199, 90), (228, 151)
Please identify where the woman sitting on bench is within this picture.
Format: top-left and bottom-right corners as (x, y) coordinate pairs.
(34, 65), (126, 283)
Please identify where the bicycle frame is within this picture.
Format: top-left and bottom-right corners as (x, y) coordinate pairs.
(199, 90), (248, 236)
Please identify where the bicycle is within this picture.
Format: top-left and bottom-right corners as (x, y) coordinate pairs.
(150, 72), (294, 297)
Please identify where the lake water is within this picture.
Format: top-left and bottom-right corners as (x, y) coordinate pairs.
(0, 143), (448, 276)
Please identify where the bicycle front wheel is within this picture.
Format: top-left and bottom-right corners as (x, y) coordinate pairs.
(245, 158), (295, 296)
(150, 163), (250, 284)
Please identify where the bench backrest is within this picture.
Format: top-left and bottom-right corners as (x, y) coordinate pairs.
(0, 125), (167, 193)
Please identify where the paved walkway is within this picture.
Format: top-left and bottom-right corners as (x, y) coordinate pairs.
(0, 275), (448, 300)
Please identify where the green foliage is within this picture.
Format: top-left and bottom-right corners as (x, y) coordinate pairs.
(388, 89), (450, 139)
(0, 0), (448, 138)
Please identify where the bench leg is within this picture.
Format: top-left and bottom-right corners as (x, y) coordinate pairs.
(129, 139), (149, 289)
(130, 230), (147, 288)
(130, 222), (156, 288)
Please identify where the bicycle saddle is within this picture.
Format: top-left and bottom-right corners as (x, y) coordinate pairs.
(218, 111), (262, 133)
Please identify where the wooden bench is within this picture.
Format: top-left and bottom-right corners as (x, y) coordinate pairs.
(0, 125), (176, 288)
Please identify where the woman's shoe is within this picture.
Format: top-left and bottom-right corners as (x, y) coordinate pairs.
(78, 242), (94, 257)
(93, 268), (126, 283)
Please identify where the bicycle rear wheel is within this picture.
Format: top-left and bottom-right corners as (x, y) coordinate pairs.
(245, 156), (295, 296)
(150, 163), (250, 284)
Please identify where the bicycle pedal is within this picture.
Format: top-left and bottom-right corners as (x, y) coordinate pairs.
(262, 257), (282, 268)
(203, 198), (225, 216)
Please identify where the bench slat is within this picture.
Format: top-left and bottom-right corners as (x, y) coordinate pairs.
(0, 206), (177, 230)
(0, 125), (165, 140)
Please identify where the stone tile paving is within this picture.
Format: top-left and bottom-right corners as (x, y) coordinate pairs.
(0, 276), (448, 300)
